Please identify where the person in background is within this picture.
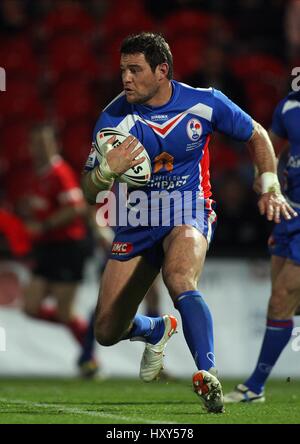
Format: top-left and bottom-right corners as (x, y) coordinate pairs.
(225, 90), (300, 403)
(22, 123), (95, 374)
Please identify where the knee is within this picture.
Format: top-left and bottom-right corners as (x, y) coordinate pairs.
(162, 269), (197, 299)
(94, 315), (119, 347)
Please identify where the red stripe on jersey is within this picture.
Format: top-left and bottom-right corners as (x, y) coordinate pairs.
(199, 135), (212, 199)
(147, 113), (184, 136)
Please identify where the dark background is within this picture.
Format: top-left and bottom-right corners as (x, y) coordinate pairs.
(1, 0), (299, 258)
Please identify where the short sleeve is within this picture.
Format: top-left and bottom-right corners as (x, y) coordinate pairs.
(212, 89), (254, 141)
(56, 162), (84, 205)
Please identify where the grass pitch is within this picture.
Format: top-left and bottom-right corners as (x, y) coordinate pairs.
(0, 377), (299, 424)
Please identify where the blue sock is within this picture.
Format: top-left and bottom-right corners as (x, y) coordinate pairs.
(245, 318), (294, 394)
(174, 290), (215, 371)
(78, 311), (95, 364)
(125, 314), (165, 345)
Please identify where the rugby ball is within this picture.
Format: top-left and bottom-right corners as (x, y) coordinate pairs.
(95, 127), (151, 187)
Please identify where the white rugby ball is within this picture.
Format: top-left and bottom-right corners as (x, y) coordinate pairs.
(95, 127), (151, 187)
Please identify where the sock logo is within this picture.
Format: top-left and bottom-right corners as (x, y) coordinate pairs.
(291, 327), (300, 352)
(206, 352), (216, 367)
(258, 363), (272, 374)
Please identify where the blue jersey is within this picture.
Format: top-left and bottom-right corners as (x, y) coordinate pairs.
(271, 91), (300, 204)
(84, 81), (253, 265)
(269, 91), (300, 264)
(85, 80), (253, 199)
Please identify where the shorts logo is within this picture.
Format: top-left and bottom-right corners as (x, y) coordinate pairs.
(186, 118), (202, 141)
(111, 242), (133, 255)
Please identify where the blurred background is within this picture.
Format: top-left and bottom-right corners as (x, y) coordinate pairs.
(0, 0), (299, 379)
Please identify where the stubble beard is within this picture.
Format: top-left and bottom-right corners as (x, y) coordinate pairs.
(127, 85), (159, 105)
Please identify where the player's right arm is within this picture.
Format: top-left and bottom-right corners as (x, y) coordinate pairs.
(81, 114), (145, 205)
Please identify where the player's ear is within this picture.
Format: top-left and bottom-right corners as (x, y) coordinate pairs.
(157, 63), (169, 80)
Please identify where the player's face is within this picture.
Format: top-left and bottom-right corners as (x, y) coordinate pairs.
(120, 53), (161, 105)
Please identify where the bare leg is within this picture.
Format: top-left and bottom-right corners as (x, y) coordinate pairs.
(23, 276), (48, 316)
(49, 282), (78, 323)
(268, 257), (300, 319)
(94, 256), (158, 346)
(162, 225), (207, 300)
(161, 225), (223, 413)
(144, 276), (161, 317)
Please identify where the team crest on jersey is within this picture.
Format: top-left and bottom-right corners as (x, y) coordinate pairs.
(186, 118), (202, 141)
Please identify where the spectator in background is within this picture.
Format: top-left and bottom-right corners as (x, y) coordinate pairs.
(21, 123), (95, 374)
(225, 0), (286, 56)
(285, 0), (300, 60)
(0, 208), (32, 307)
(184, 45), (247, 110)
(145, 0), (216, 19)
(211, 171), (270, 257)
(0, 0), (29, 35)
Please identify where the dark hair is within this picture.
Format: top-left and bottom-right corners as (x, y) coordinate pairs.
(120, 32), (173, 79)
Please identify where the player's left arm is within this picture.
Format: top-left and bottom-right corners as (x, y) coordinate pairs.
(246, 120), (297, 223)
(212, 89), (296, 223)
(252, 130), (289, 194)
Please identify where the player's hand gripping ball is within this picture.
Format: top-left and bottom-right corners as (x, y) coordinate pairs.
(95, 128), (151, 187)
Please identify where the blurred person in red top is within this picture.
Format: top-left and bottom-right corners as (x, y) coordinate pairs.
(22, 123), (93, 368)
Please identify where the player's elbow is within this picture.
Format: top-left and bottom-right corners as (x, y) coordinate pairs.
(249, 120), (268, 143)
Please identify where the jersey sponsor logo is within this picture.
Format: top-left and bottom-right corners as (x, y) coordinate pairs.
(186, 118), (202, 141)
(111, 242), (133, 255)
(148, 174), (190, 190)
(150, 114), (169, 122)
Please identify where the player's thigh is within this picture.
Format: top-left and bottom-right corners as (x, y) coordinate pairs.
(270, 255), (286, 287)
(23, 276), (48, 314)
(97, 255), (159, 322)
(49, 282), (78, 323)
(162, 225), (207, 299)
(270, 259), (300, 316)
(274, 260), (300, 294)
